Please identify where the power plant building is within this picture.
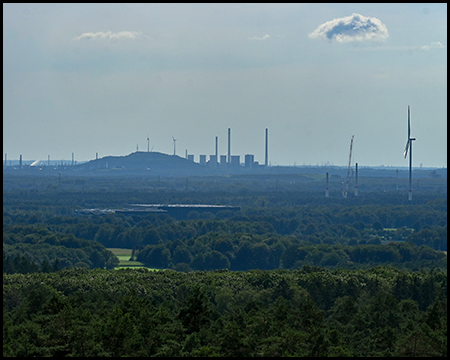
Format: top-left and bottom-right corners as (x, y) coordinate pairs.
(220, 155), (227, 167)
(209, 155), (218, 167)
(230, 155), (240, 167)
(245, 154), (255, 168)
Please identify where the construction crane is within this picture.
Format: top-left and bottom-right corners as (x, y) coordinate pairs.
(342, 135), (354, 198)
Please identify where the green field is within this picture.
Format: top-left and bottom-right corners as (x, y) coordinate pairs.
(107, 248), (159, 270)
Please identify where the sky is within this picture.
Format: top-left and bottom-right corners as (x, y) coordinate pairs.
(3, 3), (447, 167)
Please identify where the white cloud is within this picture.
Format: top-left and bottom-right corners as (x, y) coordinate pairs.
(309, 13), (389, 43)
(421, 41), (445, 50)
(248, 34), (270, 41)
(74, 31), (142, 41)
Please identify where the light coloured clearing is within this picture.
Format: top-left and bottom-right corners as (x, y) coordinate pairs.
(108, 247), (161, 270)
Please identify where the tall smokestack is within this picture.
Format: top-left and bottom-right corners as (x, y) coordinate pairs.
(325, 172), (329, 198)
(19, 155), (22, 169)
(354, 163), (359, 197)
(215, 136), (218, 168)
(227, 128), (231, 164)
(96, 152), (98, 160)
(72, 152), (74, 166)
(265, 128), (268, 168)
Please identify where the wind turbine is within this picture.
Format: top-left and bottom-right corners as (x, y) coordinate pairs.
(172, 136), (177, 156)
(342, 135), (354, 198)
(403, 106), (416, 201)
(147, 134), (150, 152)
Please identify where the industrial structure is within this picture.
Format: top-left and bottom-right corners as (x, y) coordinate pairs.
(215, 136), (218, 168)
(4, 126), (272, 172)
(404, 106), (416, 201)
(342, 135), (354, 198)
(187, 127), (269, 170)
(172, 136), (177, 156)
(227, 128), (231, 165)
(116, 204), (241, 219)
(265, 128), (269, 168)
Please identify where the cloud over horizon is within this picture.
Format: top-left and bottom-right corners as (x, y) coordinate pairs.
(248, 34), (270, 41)
(421, 41), (445, 50)
(309, 13), (389, 43)
(74, 31), (142, 41)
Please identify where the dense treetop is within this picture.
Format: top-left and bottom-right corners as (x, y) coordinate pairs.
(3, 266), (447, 356)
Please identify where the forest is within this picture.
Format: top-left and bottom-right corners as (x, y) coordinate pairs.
(3, 267), (447, 356)
(3, 172), (447, 356)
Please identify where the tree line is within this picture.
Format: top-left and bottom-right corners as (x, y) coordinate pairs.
(3, 266), (447, 357)
(3, 224), (119, 273)
(3, 189), (446, 273)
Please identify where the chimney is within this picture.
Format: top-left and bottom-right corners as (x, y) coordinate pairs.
(265, 128), (268, 168)
(215, 136), (218, 168)
(227, 128), (231, 164)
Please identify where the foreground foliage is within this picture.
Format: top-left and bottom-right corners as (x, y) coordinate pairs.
(3, 266), (447, 357)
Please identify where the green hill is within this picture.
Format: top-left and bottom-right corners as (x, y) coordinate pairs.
(77, 151), (210, 176)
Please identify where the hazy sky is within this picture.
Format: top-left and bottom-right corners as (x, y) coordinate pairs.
(3, 3), (447, 167)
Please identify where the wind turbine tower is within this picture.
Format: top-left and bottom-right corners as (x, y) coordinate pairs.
(403, 106), (416, 201)
(342, 135), (354, 198)
(147, 134), (150, 152)
(172, 136), (177, 156)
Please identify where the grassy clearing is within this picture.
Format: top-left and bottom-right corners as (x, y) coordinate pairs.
(107, 248), (161, 271)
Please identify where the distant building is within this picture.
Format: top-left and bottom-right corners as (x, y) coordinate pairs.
(199, 155), (206, 165)
(230, 155), (240, 168)
(187, 154), (194, 162)
(209, 155), (218, 168)
(220, 155), (227, 167)
(245, 154), (254, 169)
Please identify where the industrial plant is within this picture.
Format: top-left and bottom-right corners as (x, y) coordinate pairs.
(4, 127), (270, 171)
(4, 114), (446, 200)
(184, 127), (269, 170)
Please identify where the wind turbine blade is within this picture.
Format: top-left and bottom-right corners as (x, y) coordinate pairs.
(403, 140), (410, 158)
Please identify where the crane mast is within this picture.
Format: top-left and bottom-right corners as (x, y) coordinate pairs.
(343, 135), (354, 198)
